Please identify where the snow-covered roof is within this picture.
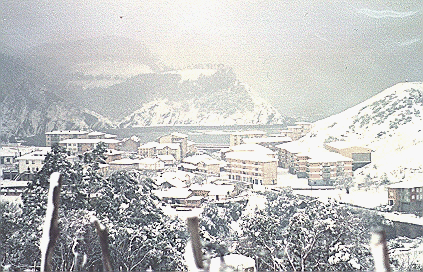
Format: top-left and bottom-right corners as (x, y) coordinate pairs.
(0, 180), (29, 188)
(139, 158), (161, 164)
(325, 141), (372, 151)
(276, 141), (309, 153)
(87, 131), (105, 136)
(161, 171), (193, 181)
(152, 188), (192, 199)
(387, 181), (423, 189)
(105, 149), (124, 155)
(16, 150), (49, 160)
(307, 151), (353, 163)
(129, 135), (141, 142)
(156, 143), (180, 150)
(157, 155), (176, 161)
(186, 195), (204, 201)
(139, 142), (160, 148)
(229, 144), (275, 154)
(109, 158), (141, 165)
(45, 130), (88, 135)
(183, 154), (213, 164)
(225, 151), (277, 162)
(295, 122), (312, 125)
(189, 184), (234, 195)
(60, 139), (120, 144)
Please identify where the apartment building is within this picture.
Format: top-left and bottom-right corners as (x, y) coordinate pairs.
(16, 149), (49, 174)
(387, 180), (423, 215)
(323, 142), (372, 170)
(45, 130), (89, 147)
(229, 131), (266, 146)
(59, 139), (120, 155)
(180, 154), (226, 175)
(225, 144), (278, 185)
(158, 132), (188, 158)
(138, 142), (182, 161)
(307, 152), (353, 186)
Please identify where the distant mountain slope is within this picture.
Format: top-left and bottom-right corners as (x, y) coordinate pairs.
(116, 67), (284, 126)
(0, 54), (115, 143)
(301, 82), (423, 181)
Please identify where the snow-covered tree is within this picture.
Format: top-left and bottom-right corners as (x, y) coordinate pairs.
(238, 191), (384, 271)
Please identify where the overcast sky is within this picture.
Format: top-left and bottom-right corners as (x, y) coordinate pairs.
(1, 0), (422, 119)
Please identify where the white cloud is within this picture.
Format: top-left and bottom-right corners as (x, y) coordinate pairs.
(356, 8), (419, 19)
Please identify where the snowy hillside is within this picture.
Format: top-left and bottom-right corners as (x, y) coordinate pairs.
(0, 53), (116, 143)
(118, 68), (284, 127)
(302, 82), (423, 181)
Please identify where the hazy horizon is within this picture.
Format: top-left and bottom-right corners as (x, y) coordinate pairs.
(2, 0), (422, 120)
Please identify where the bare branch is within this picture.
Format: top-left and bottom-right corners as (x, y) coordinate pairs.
(187, 217), (204, 269)
(91, 216), (113, 272)
(40, 172), (62, 272)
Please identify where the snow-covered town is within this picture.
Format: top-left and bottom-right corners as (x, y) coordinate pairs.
(2, 1), (422, 270)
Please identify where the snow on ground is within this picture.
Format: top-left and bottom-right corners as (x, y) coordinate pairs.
(294, 187), (387, 209)
(243, 193), (266, 217)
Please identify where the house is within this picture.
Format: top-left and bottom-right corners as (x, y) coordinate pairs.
(0, 180), (29, 196)
(387, 179), (423, 215)
(59, 139), (120, 155)
(158, 132), (188, 158)
(104, 149), (124, 163)
(306, 151), (353, 186)
(229, 131), (266, 146)
(138, 142), (181, 161)
(180, 154), (226, 175)
(225, 144), (278, 185)
(324, 142), (372, 170)
(119, 136), (141, 152)
(16, 149), (49, 175)
(157, 155), (176, 166)
(108, 158), (141, 171)
(152, 187), (193, 204)
(139, 158), (165, 171)
(45, 130), (88, 147)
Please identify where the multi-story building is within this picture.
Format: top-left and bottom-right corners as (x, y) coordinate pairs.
(16, 149), (49, 175)
(45, 130), (89, 147)
(306, 152), (353, 186)
(323, 142), (372, 170)
(387, 180), (423, 215)
(59, 139), (120, 155)
(180, 154), (226, 175)
(138, 142), (182, 161)
(279, 122), (312, 141)
(158, 132), (188, 158)
(242, 136), (292, 151)
(225, 144), (278, 185)
(277, 143), (353, 185)
(229, 131), (266, 147)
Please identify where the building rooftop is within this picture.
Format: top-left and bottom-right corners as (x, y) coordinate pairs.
(307, 151), (353, 163)
(387, 181), (423, 189)
(45, 130), (88, 135)
(109, 158), (142, 165)
(229, 144), (275, 155)
(226, 151), (277, 162)
(324, 141), (372, 152)
(60, 139), (120, 144)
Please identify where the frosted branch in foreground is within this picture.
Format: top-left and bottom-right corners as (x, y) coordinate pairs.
(40, 172), (62, 272)
(187, 217), (204, 270)
(91, 215), (113, 272)
(370, 228), (391, 272)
